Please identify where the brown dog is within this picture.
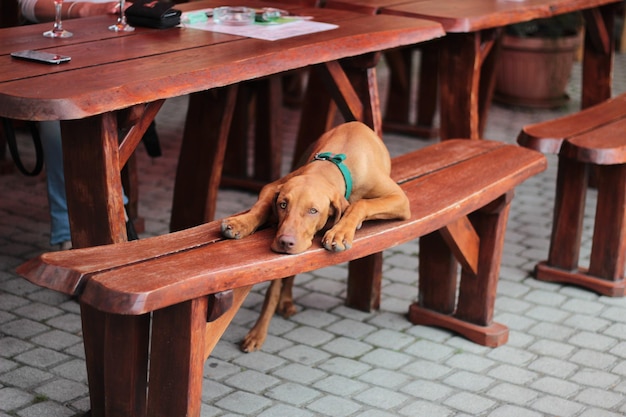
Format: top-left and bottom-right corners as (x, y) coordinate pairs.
(221, 121), (411, 352)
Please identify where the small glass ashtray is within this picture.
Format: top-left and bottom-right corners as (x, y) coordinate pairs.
(213, 6), (255, 25)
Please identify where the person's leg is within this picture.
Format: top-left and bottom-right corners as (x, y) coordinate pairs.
(39, 121), (71, 248)
(40, 121), (133, 249)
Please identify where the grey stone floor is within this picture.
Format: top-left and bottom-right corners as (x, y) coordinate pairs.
(1, 52), (625, 417)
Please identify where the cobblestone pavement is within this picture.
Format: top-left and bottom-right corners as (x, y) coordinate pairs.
(1, 52), (625, 417)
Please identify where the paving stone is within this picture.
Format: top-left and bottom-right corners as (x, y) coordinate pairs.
(312, 375), (368, 396)
(265, 382), (320, 405)
(443, 391), (496, 414)
(257, 403), (315, 417)
(527, 357), (578, 378)
(443, 370), (494, 392)
(403, 339), (455, 361)
(283, 326), (335, 347)
(486, 382), (539, 405)
(224, 370), (280, 394)
(359, 348), (413, 370)
(487, 404), (543, 417)
(488, 364), (537, 385)
(575, 387), (624, 409)
(398, 399), (453, 417)
(357, 368), (412, 389)
(531, 395), (584, 416)
(0, 387), (33, 412)
(400, 379), (453, 401)
(529, 376), (579, 397)
(271, 363), (326, 385)
(215, 391), (272, 415)
(306, 395), (361, 417)
(354, 386), (409, 408)
(321, 336), (372, 358)
(569, 368), (622, 388)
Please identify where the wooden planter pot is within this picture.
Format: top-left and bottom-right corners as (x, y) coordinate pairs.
(495, 32), (583, 108)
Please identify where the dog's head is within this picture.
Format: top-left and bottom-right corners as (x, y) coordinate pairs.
(271, 175), (349, 254)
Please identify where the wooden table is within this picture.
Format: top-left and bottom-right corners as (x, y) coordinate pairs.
(329, 0), (621, 140)
(0, 3), (444, 416)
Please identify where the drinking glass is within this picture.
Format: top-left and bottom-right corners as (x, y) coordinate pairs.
(109, 0), (134, 32)
(43, 0), (73, 38)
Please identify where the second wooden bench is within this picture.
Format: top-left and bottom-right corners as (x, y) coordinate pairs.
(17, 139), (546, 417)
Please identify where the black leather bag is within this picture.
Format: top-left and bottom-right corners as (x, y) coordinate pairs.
(125, 0), (181, 29)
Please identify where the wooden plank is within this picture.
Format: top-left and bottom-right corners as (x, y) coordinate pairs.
(381, 0), (619, 33)
(562, 117), (626, 164)
(518, 93), (626, 154)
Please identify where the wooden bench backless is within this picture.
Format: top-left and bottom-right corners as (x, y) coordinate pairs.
(18, 139), (545, 417)
(518, 93), (626, 296)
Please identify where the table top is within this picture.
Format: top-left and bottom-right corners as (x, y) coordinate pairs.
(0, 0), (444, 122)
(337, 0), (621, 32)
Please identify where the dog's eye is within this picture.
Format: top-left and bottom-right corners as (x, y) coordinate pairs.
(309, 208), (318, 215)
(279, 201), (287, 210)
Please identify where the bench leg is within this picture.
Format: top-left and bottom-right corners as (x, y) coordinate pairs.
(588, 164), (626, 282)
(409, 194), (511, 347)
(346, 253), (382, 312)
(537, 160), (626, 296)
(147, 287), (252, 417)
(81, 304), (150, 417)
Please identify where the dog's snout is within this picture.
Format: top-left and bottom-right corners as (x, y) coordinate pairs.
(277, 234), (296, 251)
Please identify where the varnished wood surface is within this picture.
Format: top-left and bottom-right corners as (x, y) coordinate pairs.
(0, 0), (444, 121)
(519, 93), (626, 160)
(18, 139), (547, 315)
(381, 0), (620, 32)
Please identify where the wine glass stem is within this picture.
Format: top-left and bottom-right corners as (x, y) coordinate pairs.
(53, 1), (64, 33)
(119, 0), (126, 24)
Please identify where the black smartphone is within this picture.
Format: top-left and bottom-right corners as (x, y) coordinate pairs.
(11, 50), (71, 64)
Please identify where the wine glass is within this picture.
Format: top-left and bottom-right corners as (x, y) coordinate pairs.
(43, 0), (73, 38)
(109, 0), (134, 32)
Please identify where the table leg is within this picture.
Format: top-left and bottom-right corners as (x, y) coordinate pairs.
(581, 4), (617, 109)
(170, 86), (238, 231)
(61, 115), (127, 248)
(438, 30), (500, 140)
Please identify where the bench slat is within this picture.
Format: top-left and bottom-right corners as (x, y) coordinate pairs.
(73, 142), (545, 314)
(562, 117), (626, 164)
(518, 93), (626, 154)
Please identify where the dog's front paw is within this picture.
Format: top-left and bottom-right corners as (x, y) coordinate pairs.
(322, 227), (354, 252)
(221, 216), (256, 240)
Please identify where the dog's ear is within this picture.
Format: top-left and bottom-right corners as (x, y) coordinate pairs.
(330, 194), (350, 225)
(270, 187), (281, 221)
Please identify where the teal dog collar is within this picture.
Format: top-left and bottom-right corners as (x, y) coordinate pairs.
(312, 152), (353, 200)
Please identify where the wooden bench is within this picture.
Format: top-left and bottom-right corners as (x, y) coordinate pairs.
(518, 93), (626, 296)
(17, 139), (545, 417)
